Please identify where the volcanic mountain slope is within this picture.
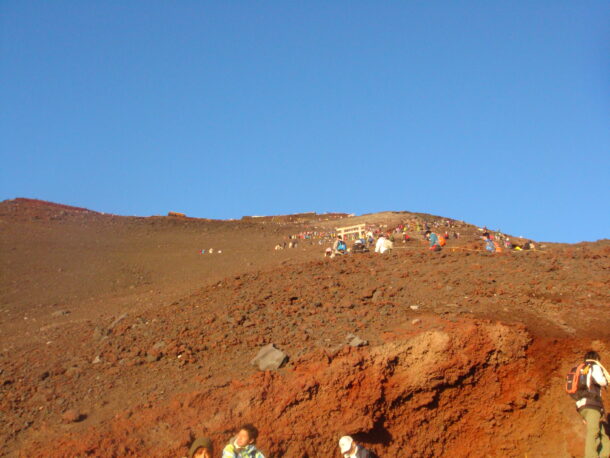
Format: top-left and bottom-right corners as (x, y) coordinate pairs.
(0, 198), (608, 457)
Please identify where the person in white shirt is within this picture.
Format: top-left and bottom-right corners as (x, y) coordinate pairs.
(574, 351), (609, 458)
(338, 436), (371, 458)
(374, 235), (393, 254)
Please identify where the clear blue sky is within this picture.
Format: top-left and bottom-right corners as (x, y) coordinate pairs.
(1, 1), (609, 243)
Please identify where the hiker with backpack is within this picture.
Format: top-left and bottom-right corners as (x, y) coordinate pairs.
(332, 235), (347, 257)
(566, 351), (610, 458)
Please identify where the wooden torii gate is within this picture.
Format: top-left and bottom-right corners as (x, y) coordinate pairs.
(335, 224), (366, 241)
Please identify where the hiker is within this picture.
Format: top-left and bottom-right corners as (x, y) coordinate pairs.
(425, 230), (442, 252)
(375, 234), (393, 254)
(572, 351), (610, 458)
(222, 424), (266, 458)
(338, 435), (371, 458)
(352, 238), (369, 253)
(188, 437), (213, 458)
(332, 235), (347, 257)
(484, 234), (496, 253)
(523, 241), (535, 250)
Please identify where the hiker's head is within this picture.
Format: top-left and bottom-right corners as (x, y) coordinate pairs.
(236, 424), (258, 447)
(193, 447), (212, 458)
(188, 437), (212, 458)
(339, 436), (355, 454)
(337, 235), (342, 240)
(425, 230), (431, 238)
(585, 350), (601, 361)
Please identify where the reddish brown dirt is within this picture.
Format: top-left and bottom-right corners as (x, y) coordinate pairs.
(0, 198), (609, 457)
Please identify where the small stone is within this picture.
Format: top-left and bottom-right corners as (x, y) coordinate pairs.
(92, 356), (102, 364)
(93, 327), (108, 340)
(372, 290), (383, 302)
(339, 297), (355, 309)
(410, 305), (420, 310)
(61, 409), (82, 423)
(52, 310), (70, 317)
(412, 319), (422, 325)
(65, 366), (81, 377)
(108, 313), (128, 331)
(146, 353), (160, 363)
(251, 344), (288, 371)
(346, 333), (368, 347)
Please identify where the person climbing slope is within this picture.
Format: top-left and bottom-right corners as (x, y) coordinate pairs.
(568, 351), (610, 458)
(338, 436), (371, 458)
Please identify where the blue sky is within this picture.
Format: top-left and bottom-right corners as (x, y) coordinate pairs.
(1, 1), (608, 243)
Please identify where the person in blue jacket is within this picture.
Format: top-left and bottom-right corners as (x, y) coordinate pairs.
(483, 233), (496, 253)
(425, 230), (441, 251)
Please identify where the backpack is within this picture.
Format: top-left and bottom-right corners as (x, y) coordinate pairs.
(437, 235), (446, 247)
(566, 362), (590, 399)
(337, 241), (346, 251)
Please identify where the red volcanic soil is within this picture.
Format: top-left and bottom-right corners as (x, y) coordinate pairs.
(0, 198), (608, 457)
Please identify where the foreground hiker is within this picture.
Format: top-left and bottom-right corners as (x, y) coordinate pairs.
(222, 424), (266, 458)
(338, 435), (371, 457)
(570, 351), (610, 458)
(188, 437), (213, 458)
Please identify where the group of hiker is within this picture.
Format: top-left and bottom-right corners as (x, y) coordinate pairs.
(186, 425), (371, 458)
(482, 231), (536, 253)
(187, 352), (609, 457)
(325, 233), (393, 258)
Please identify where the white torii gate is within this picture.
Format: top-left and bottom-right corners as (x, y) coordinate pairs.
(335, 224), (366, 241)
